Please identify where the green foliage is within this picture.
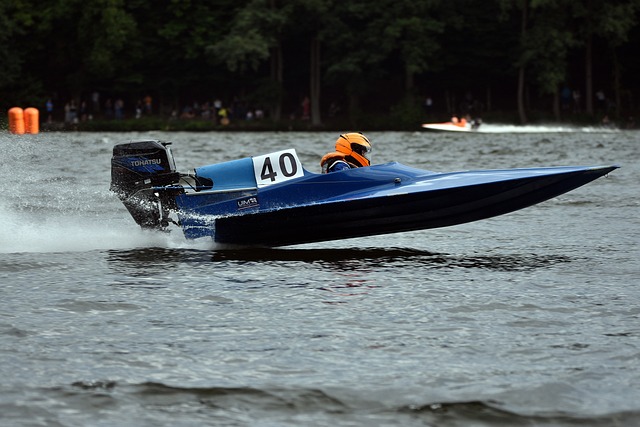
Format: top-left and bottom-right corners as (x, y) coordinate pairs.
(1, 0), (639, 125)
(521, 0), (577, 94)
(247, 78), (284, 107)
(389, 95), (426, 129)
(375, 0), (444, 75)
(592, 1), (640, 46)
(0, 0), (34, 89)
(77, 0), (137, 77)
(210, 29), (272, 73)
(208, 0), (289, 72)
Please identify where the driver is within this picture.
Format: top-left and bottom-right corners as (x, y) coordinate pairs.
(320, 132), (372, 173)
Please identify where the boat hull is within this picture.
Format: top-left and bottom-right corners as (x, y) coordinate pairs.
(176, 164), (617, 247)
(110, 141), (617, 247)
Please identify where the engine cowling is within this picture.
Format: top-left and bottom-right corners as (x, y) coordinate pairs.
(110, 140), (182, 229)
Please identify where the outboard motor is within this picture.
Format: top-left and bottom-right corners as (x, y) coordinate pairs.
(110, 140), (182, 229)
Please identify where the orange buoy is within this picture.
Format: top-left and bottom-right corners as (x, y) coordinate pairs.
(24, 107), (40, 134)
(9, 107), (25, 134)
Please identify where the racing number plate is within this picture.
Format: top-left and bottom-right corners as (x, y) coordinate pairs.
(252, 149), (304, 188)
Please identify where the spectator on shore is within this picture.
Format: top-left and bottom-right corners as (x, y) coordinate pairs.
(596, 90), (607, 112)
(104, 99), (114, 119)
(80, 101), (88, 121)
(201, 101), (211, 119)
(91, 91), (100, 115)
(135, 100), (143, 119)
(143, 95), (152, 115)
(46, 98), (54, 123)
(213, 98), (222, 118)
(64, 100), (78, 124)
(424, 96), (433, 116)
(218, 106), (229, 125)
(561, 86), (571, 111)
(301, 96), (310, 120)
(114, 98), (124, 120)
(180, 105), (195, 119)
(572, 90), (581, 113)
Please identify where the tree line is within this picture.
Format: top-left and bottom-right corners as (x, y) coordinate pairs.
(2, 0), (639, 129)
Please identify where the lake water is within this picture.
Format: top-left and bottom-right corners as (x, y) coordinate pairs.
(1, 128), (638, 426)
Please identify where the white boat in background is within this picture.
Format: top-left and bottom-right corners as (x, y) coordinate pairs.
(422, 119), (619, 134)
(421, 122), (475, 132)
(421, 117), (481, 132)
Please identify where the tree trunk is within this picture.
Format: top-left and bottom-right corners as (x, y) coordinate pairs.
(348, 93), (360, 127)
(553, 90), (560, 121)
(613, 50), (621, 120)
(517, 1), (528, 124)
(405, 67), (414, 92)
(585, 35), (594, 116)
(486, 86), (491, 111)
(270, 45), (283, 121)
(584, 0), (594, 116)
(445, 89), (451, 114)
(517, 67), (527, 124)
(310, 36), (322, 126)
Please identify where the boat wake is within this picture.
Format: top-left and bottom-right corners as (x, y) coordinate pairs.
(477, 123), (619, 133)
(0, 135), (217, 254)
(0, 202), (214, 254)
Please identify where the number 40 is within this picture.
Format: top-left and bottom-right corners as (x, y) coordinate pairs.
(260, 152), (299, 182)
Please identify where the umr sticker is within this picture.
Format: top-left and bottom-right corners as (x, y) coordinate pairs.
(237, 196), (259, 210)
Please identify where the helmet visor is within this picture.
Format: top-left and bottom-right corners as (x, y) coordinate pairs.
(352, 144), (371, 161)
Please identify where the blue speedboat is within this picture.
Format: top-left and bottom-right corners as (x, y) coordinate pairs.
(110, 140), (618, 247)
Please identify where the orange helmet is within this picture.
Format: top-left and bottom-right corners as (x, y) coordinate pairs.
(335, 132), (372, 167)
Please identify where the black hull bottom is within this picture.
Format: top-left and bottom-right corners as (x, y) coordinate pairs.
(213, 167), (614, 247)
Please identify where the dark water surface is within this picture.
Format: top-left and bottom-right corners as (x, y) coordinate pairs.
(1, 129), (638, 426)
